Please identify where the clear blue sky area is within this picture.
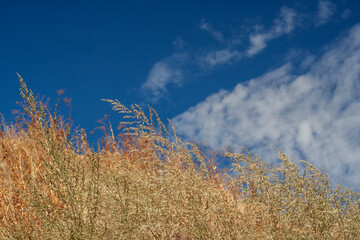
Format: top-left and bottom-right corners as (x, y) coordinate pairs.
(1, 0), (360, 188)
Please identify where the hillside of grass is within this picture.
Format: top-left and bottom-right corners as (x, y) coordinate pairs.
(0, 74), (359, 239)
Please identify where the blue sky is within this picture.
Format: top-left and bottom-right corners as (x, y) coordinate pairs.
(1, 1), (360, 188)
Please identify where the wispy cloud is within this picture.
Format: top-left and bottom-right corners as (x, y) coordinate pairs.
(201, 49), (241, 68)
(142, 2), (346, 102)
(198, 7), (298, 68)
(141, 53), (188, 102)
(200, 19), (224, 42)
(315, 0), (337, 26)
(172, 24), (360, 187)
(247, 7), (298, 56)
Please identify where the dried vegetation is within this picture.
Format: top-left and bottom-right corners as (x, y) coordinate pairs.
(0, 75), (359, 239)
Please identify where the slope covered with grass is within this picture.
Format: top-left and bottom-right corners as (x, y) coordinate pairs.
(0, 75), (359, 239)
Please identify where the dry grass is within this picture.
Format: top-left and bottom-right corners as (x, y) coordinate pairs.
(0, 74), (359, 239)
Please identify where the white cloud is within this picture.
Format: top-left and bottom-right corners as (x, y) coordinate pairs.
(315, 0), (337, 26)
(141, 53), (188, 102)
(143, 3), (347, 102)
(200, 19), (224, 42)
(200, 6), (298, 67)
(201, 49), (241, 68)
(273, 6), (298, 34)
(247, 7), (298, 56)
(247, 33), (268, 57)
(172, 24), (360, 187)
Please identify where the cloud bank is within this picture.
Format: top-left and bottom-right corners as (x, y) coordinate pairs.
(172, 24), (360, 187)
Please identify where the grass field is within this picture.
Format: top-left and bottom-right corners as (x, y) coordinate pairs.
(0, 74), (359, 239)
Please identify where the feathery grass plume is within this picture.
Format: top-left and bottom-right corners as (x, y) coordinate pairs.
(0, 75), (359, 239)
(225, 150), (360, 238)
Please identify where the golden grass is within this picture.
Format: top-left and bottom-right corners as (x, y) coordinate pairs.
(0, 74), (359, 239)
